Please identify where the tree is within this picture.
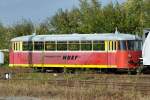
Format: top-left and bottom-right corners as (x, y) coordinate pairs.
(12, 19), (34, 36)
(143, 0), (150, 28)
(36, 22), (49, 35)
(78, 0), (104, 33)
(50, 9), (70, 34)
(102, 2), (115, 32)
(124, 0), (145, 35)
(88, 0), (104, 33)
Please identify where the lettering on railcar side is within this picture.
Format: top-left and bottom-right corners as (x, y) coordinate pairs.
(63, 55), (79, 60)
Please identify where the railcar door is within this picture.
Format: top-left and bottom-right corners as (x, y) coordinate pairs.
(106, 41), (117, 68)
(33, 41), (45, 68)
(15, 42), (22, 66)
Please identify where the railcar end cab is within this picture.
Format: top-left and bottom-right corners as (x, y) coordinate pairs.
(117, 40), (142, 69)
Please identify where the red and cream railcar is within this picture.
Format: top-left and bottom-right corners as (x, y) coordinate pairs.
(9, 32), (142, 71)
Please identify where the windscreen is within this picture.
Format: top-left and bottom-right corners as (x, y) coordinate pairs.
(127, 40), (142, 51)
(119, 40), (142, 51)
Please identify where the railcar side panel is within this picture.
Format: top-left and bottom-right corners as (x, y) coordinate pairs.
(9, 50), (141, 69)
(9, 51), (117, 68)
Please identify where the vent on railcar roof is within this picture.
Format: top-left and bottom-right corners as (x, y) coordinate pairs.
(115, 27), (119, 35)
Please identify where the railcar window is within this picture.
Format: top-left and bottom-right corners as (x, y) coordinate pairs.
(68, 41), (80, 51)
(23, 42), (33, 51)
(16, 42), (18, 51)
(57, 41), (67, 51)
(93, 41), (105, 51)
(109, 41), (113, 51)
(34, 42), (44, 51)
(112, 41), (116, 50)
(23, 42), (28, 51)
(116, 41), (120, 50)
(81, 41), (92, 51)
(28, 42), (33, 51)
(137, 41), (142, 50)
(120, 41), (127, 50)
(127, 40), (142, 50)
(17, 42), (19, 51)
(14, 42), (16, 51)
(45, 41), (56, 51)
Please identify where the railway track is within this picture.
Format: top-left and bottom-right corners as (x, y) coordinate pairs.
(0, 74), (150, 94)
(46, 80), (150, 94)
(1, 68), (150, 94)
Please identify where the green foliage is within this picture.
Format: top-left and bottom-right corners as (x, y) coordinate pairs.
(143, 0), (150, 28)
(48, 0), (149, 34)
(51, 9), (72, 34)
(36, 22), (49, 35)
(12, 19), (34, 36)
(124, 0), (144, 35)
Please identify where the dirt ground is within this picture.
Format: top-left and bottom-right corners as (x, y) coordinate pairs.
(0, 79), (149, 100)
(0, 69), (150, 100)
(0, 96), (40, 100)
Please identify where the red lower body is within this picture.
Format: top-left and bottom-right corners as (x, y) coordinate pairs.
(9, 50), (141, 69)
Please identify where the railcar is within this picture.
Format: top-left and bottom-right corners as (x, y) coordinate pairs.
(9, 31), (142, 72)
(142, 29), (150, 67)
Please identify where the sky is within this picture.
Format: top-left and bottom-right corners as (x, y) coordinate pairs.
(0, 0), (125, 26)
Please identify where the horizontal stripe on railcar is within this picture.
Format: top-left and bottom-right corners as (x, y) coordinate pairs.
(9, 64), (117, 68)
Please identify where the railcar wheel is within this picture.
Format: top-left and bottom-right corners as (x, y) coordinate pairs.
(127, 70), (131, 75)
(127, 69), (137, 75)
(136, 66), (143, 75)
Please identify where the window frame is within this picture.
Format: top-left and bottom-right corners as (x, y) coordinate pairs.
(34, 42), (44, 51)
(57, 41), (67, 51)
(12, 42), (23, 51)
(22, 42), (33, 51)
(93, 41), (105, 51)
(81, 41), (92, 51)
(45, 41), (56, 51)
(68, 41), (80, 51)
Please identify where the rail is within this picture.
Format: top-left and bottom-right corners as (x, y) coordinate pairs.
(0, 76), (150, 94)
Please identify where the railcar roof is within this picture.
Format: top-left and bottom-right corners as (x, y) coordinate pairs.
(11, 33), (141, 42)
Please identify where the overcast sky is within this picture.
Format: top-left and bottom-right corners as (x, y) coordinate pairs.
(0, 0), (125, 26)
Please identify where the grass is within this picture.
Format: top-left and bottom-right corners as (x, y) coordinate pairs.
(0, 72), (150, 100)
(0, 79), (149, 100)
